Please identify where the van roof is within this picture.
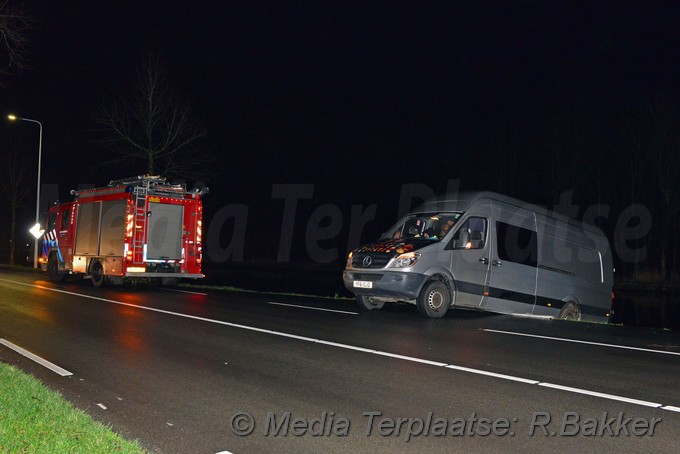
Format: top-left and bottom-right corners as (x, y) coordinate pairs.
(409, 191), (604, 235)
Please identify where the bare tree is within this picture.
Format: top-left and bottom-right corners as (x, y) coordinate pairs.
(646, 99), (680, 280)
(0, 144), (31, 264)
(488, 122), (520, 197)
(0, 0), (31, 85)
(95, 52), (209, 178)
(621, 109), (654, 277)
(542, 110), (599, 207)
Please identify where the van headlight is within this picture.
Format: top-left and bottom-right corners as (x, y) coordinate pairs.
(346, 251), (353, 268)
(389, 252), (421, 268)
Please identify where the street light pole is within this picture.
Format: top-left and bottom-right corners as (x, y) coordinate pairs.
(7, 114), (43, 269)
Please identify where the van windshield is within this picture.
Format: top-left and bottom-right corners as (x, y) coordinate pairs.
(381, 212), (463, 242)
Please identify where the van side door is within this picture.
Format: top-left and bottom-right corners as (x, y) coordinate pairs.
(482, 203), (538, 314)
(446, 216), (491, 307)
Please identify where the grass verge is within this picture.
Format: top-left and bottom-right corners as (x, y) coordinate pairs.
(0, 362), (145, 453)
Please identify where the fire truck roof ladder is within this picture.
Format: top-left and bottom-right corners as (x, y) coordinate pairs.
(109, 175), (186, 197)
(109, 175), (165, 187)
(132, 185), (148, 264)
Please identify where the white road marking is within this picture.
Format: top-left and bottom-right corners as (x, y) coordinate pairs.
(445, 364), (540, 385)
(97, 403), (107, 410)
(0, 338), (73, 376)
(508, 313), (554, 320)
(373, 351), (448, 367)
(266, 301), (358, 315)
(161, 288), (208, 296)
(483, 328), (680, 356)
(538, 383), (662, 408)
(2, 277), (678, 413)
(315, 339), (376, 354)
(661, 406), (680, 412)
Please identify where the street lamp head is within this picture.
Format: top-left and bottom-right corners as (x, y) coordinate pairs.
(7, 115), (41, 126)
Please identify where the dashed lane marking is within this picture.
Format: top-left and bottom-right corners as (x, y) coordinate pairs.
(0, 338), (73, 376)
(267, 301), (358, 315)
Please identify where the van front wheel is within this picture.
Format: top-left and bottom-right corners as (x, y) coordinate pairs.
(417, 280), (451, 318)
(356, 295), (384, 311)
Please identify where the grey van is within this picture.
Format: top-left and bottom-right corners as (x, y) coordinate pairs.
(343, 192), (613, 320)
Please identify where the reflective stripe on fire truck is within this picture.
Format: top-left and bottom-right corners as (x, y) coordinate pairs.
(42, 229), (64, 262)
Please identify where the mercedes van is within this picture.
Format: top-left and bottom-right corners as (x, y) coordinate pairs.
(343, 192), (613, 320)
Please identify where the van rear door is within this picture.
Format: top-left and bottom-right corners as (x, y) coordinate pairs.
(482, 203), (538, 314)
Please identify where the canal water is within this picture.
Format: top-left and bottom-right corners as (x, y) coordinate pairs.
(612, 291), (680, 330)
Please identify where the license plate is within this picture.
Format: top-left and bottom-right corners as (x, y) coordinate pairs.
(353, 280), (373, 289)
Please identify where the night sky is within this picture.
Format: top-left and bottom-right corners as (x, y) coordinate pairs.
(2, 1), (680, 266)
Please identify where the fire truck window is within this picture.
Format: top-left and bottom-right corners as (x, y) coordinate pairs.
(47, 213), (57, 231)
(60, 210), (70, 230)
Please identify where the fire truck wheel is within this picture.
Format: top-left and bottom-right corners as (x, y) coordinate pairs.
(90, 260), (105, 287)
(47, 254), (67, 283)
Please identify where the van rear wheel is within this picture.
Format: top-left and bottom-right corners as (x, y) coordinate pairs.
(558, 302), (581, 321)
(356, 295), (384, 311)
(417, 280), (451, 318)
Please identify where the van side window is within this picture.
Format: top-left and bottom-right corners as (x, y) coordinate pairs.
(496, 221), (537, 267)
(451, 217), (487, 249)
(60, 209), (70, 230)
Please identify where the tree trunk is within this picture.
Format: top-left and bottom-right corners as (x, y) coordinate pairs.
(660, 222), (670, 281)
(148, 151), (154, 175)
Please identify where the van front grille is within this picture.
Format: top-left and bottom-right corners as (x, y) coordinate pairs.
(352, 253), (392, 269)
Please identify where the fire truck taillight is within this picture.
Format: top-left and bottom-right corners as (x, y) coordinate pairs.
(196, 218), (203, 264)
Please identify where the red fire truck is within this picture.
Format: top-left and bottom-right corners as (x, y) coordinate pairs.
(40, 175), (207, 286)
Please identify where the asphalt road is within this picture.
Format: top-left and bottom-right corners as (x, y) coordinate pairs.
(1, 268), (679, 453)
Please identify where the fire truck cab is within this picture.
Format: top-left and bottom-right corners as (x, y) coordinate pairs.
(41, 175), (206, 286)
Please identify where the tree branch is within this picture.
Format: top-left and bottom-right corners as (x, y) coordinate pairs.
(0, 0), (32, 85)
